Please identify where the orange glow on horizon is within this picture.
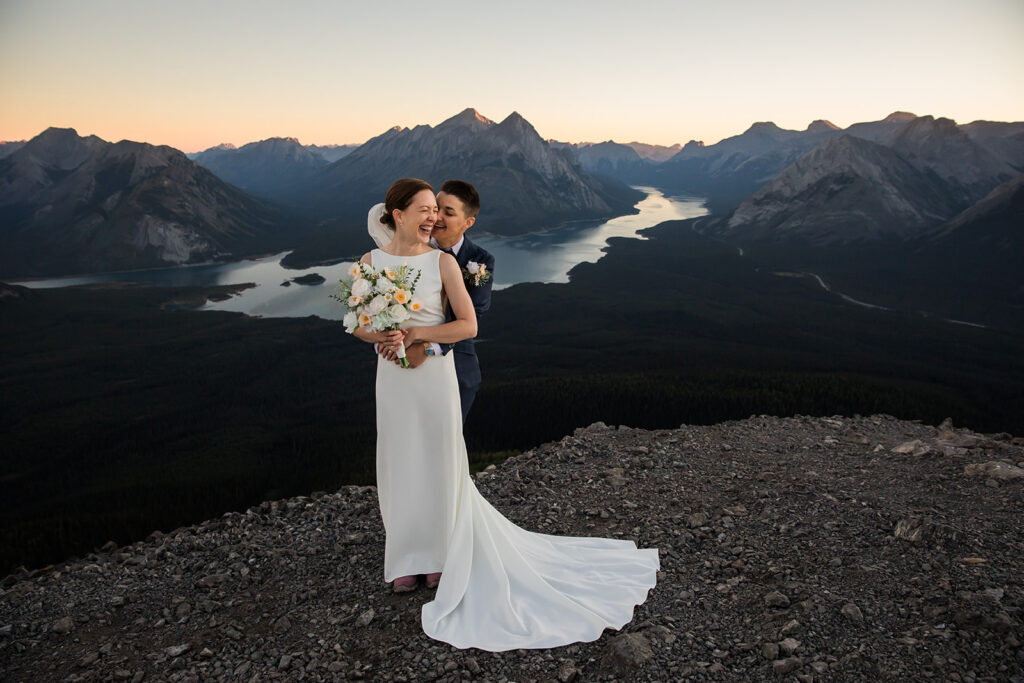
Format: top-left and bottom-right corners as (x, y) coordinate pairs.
(1, 1), (1021, 152)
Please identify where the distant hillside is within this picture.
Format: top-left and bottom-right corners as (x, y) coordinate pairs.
(548, 139), (656, 182)
(0, 140), (27, 158)
(914, 172), (1024, 304)
(305, 143), (360, 163)
(884, 116), (1017, 206)
(625, 141), (682, 162)
(0, 128), (303, 278)
(652, 119), (844, 212)
(191, 137), (328, 198)
(724, 135), (963, 244)
(959, 120), (1024, 170)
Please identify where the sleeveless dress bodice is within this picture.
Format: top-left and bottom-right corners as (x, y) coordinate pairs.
(371, 248), (445, 327)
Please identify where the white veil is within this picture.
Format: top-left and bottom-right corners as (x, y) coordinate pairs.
(367, 202), (394, 249)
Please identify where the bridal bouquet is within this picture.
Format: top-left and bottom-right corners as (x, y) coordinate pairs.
(332, 261), (423, 367)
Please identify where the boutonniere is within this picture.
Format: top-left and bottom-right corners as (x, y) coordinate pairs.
(462, 261), (491, 287)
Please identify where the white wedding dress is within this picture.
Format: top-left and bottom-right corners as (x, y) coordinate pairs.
(371, 246), (660, 652)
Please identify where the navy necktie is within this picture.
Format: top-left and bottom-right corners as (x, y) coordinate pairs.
(441, 246), (455, 256)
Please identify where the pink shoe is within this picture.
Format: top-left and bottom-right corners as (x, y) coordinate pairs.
(392, 575), (418, 593)
(424, 572), (441, 589)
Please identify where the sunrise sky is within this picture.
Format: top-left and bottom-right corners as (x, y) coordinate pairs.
(1, 0), (1021, 153)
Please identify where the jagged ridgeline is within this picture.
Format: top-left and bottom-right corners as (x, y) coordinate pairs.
(185, 110), (642, 232)
(276, 108), (643, 235)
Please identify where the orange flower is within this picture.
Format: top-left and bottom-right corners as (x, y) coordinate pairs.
(409, 299), (423, 312)
(393, 289), (410, 304)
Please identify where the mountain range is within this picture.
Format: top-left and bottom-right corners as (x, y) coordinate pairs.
(0, 128), (302, 277)
(720, 115), (1020, 245)
(274, 108), (643, 235)
(182, 109), (643, 238)
(1, 109), (1021, 282)
(0, 111), (646, 276)
(570, 112), (1023, 218)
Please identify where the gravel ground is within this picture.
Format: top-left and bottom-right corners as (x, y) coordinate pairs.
(2, 414), (1022, 682)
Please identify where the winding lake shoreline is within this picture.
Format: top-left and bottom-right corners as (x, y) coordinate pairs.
(11, 187), (709, 320)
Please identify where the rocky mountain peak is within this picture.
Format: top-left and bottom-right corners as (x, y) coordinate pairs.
(34, 126), (82, 144)
(239, 137), (319, 160)
(493, 111), (541, 143)
(744, 121), (783, 135)
(14, 127), (108, 170)
(254, 136), (303, 147)
(683, 139), (704, 149)
(883, 111), (918, 122)
(108, 138), (181, 156)
(498, 111), (530, 129)
(806, 119), (839, 133)
(437, 108), (495, 131)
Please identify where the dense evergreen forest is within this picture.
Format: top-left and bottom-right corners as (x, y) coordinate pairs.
(2, 217), (1021, 576)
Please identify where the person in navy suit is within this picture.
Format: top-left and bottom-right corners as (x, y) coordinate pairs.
(379, 180), (494, 424)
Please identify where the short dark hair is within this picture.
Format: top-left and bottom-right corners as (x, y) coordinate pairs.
(439, 179), (480, 218)
(381, 178), (433, 228)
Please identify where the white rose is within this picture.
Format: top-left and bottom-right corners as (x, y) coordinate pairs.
(366, 295), (387, 315)
(375, 277), (396, 293)
(343, 311), (358, 332)
(466, 261), (481, 274)
(388, 304), (410, 323)
(351, 278), (372, 299)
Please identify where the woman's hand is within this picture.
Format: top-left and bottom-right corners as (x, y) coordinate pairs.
(402, 326), (421, 346)
(363, 327), (406, 349)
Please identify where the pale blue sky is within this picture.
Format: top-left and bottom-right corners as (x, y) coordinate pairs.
(1, 0), (1021, 151)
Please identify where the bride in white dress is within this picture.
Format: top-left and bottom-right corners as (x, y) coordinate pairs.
(355, 178), (660, 652)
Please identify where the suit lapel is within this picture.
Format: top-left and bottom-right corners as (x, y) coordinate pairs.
(455, 237), (473, 269)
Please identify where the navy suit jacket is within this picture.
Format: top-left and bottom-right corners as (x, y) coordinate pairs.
(439, 236), (494, 391)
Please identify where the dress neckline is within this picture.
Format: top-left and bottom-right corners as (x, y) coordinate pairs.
(374, 247), (435, 259)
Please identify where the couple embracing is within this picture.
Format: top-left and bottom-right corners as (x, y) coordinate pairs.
(349, 177), (659, 652)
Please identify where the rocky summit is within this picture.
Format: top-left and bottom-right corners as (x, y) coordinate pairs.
(2, 414), (1021, 682)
